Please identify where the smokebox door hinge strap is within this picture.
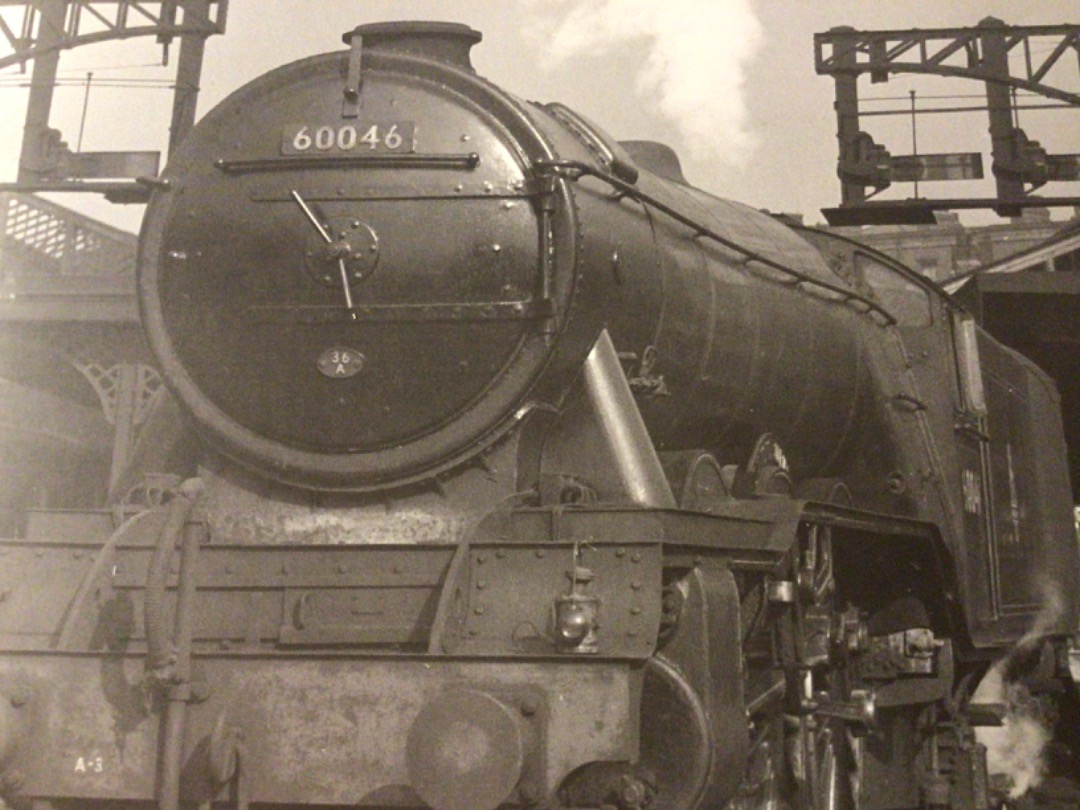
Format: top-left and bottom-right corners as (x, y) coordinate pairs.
(343, 34), (363, 118)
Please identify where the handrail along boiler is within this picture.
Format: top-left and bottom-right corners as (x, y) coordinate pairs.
(0, 20), (1077, 810)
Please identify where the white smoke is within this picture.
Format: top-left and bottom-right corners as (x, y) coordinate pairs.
(973, 580), (1068, 800)
(524, 0), (763, 167)
(976, 665), (1051, 799)
(1015, 579), (1068, 653)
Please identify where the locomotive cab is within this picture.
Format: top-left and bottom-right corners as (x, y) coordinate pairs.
(802, 226), (1078, 644)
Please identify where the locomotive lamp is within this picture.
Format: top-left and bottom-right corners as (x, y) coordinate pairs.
(555, 565), (599, 652)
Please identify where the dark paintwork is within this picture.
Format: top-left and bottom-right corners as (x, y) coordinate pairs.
(1, 18), (1078, 810)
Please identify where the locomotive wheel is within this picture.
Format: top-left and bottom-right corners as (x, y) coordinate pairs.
(739, 695), (860, 810)
(789, 692), (860, 810)
(793, 478), (854, 508)
(786, 523), (863, 810)
(811, 722), (858, 810)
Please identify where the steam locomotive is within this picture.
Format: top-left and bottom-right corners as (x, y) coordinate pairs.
(1, 20), (1078, 810)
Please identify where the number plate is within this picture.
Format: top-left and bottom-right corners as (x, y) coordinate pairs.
(281, 122), (415, 156)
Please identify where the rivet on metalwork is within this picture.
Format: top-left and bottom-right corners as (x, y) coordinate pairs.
(9, 686), (30, 707)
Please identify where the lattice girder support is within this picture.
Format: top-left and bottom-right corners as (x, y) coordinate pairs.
(0, 0), (227, 72)
(815, 17), (1080, 219)
(815, 18), (1080, 105)
(2, 0), (228, 190)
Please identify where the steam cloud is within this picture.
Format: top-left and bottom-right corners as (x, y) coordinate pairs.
(526, 0), (764, 167)
(974, 580), (1067, 799)
(976, 666), (1051, 799)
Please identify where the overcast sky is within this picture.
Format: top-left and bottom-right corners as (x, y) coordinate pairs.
(1, 0), (1076, 232)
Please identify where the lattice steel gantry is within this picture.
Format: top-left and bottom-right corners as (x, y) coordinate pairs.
(0, 1), (228, 200)
(815, 17), (1080, 224)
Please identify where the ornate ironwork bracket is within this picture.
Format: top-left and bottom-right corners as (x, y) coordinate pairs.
(74, 360), (165, 492)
